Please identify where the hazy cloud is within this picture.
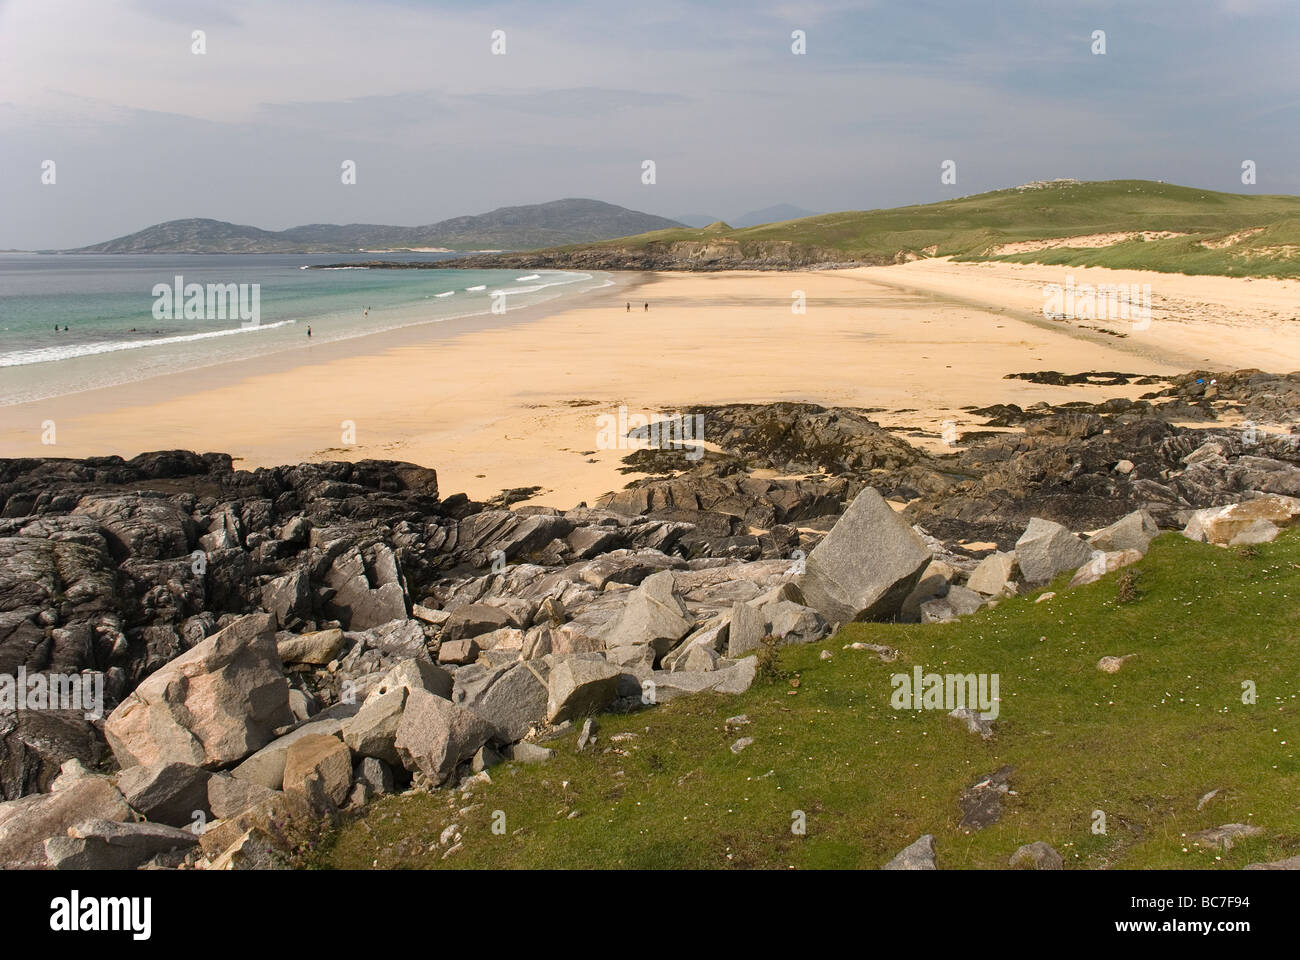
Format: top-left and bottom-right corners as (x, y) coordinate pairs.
(1, 0), (1296, 248)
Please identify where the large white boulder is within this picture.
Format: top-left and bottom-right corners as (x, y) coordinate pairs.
(798, 488), (931, 622)
(394, 689), (494, 784)
(105, 613), (292, 770)
(1015, 518), (1095, 584)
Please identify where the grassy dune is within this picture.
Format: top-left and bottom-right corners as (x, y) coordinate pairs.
(313, 530), (1300, 870)
(530, 180), (1300, 277)
(990, 214), (1300, 277)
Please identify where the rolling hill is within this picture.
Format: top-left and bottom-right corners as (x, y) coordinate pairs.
(732, 203), (822, 227)
(438, 180), (1300, 277)
(65, 199), (685, 254)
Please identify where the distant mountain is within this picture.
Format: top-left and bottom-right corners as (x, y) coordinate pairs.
(67, 200), (685, 254)
(731, 204), (821, 228)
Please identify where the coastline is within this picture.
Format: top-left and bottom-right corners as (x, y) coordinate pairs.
(0, 258), (612, 407)
(0, 260), (1295, 509)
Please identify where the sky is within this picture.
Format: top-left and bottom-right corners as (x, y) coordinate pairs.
(1, 0), (1297, 249)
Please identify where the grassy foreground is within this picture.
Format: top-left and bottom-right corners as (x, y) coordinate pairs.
(312, 531), (1300, 870)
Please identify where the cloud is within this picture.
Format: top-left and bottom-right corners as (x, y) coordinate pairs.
(0, 0), (1296, 248)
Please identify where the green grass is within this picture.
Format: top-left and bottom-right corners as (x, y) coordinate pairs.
(541, 180), (1300, 278)
(311, 531), (1300, 870)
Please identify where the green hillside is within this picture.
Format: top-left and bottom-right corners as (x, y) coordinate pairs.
(312, 530), (1300, 871)
(464, 180), (1300, 277)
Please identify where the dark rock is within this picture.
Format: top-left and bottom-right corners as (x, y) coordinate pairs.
(0, 711), (107, 801)
(958, 765), (1014, 830)
(115, 761), (212, 827)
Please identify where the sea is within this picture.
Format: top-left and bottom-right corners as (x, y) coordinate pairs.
(0, 253), (608, 405)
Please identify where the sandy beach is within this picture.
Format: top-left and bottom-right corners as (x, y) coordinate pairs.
(1, 259), (1296, 509)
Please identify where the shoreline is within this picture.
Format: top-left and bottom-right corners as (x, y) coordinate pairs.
(0, 260), (1295, 509)
(0, 265), (625, 409)
(0, 271), (645, 417)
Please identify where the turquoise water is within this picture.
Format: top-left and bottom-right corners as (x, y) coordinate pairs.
(0, 254), (607, 404)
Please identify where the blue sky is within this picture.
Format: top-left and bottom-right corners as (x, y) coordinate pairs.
(1, 0), (1296, 247)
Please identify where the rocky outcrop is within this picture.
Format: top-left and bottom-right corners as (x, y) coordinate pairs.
(1182, 495), (1300, 545)
(394, 689), (494, 784)
(966, 552), (1018, 597)
(1, 370), (1297, 868)
(0, 711), (107, 801)
(282, 734), (353, 810)
(605, 571), (694, 656)
(1015, 519), (1096, 584)
(799, 487), (931, 622)
(546, 657), (622, 724)
(104, 613), (292, 770)
(44, 817), (199, 870)
(424, 239), (867, 273)
(0, 768), (132, 868)
(1088, 510), (1159, 553)
(115, 761), (212, 827)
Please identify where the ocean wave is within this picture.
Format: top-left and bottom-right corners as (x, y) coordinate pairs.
(0, 318), (297, 368)
(490, 273), (594, 297)
(0, 268), (608, 385)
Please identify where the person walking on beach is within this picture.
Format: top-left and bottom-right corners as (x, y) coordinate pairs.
(643, 302), (648, 311)
(626, 302), (630, 312)
(307, 325), (312, 338)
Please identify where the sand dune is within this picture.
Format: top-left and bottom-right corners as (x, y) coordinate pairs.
(988, 231), (1185, 255)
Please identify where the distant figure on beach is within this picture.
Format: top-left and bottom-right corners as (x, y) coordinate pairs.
(307, 325), (312, 337)
(643, 303), (648, 311)
(626, 302), (630, 312)
(64, 325), (69, 331)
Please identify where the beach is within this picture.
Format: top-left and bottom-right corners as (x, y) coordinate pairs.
(1, 259), (1296, 509)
